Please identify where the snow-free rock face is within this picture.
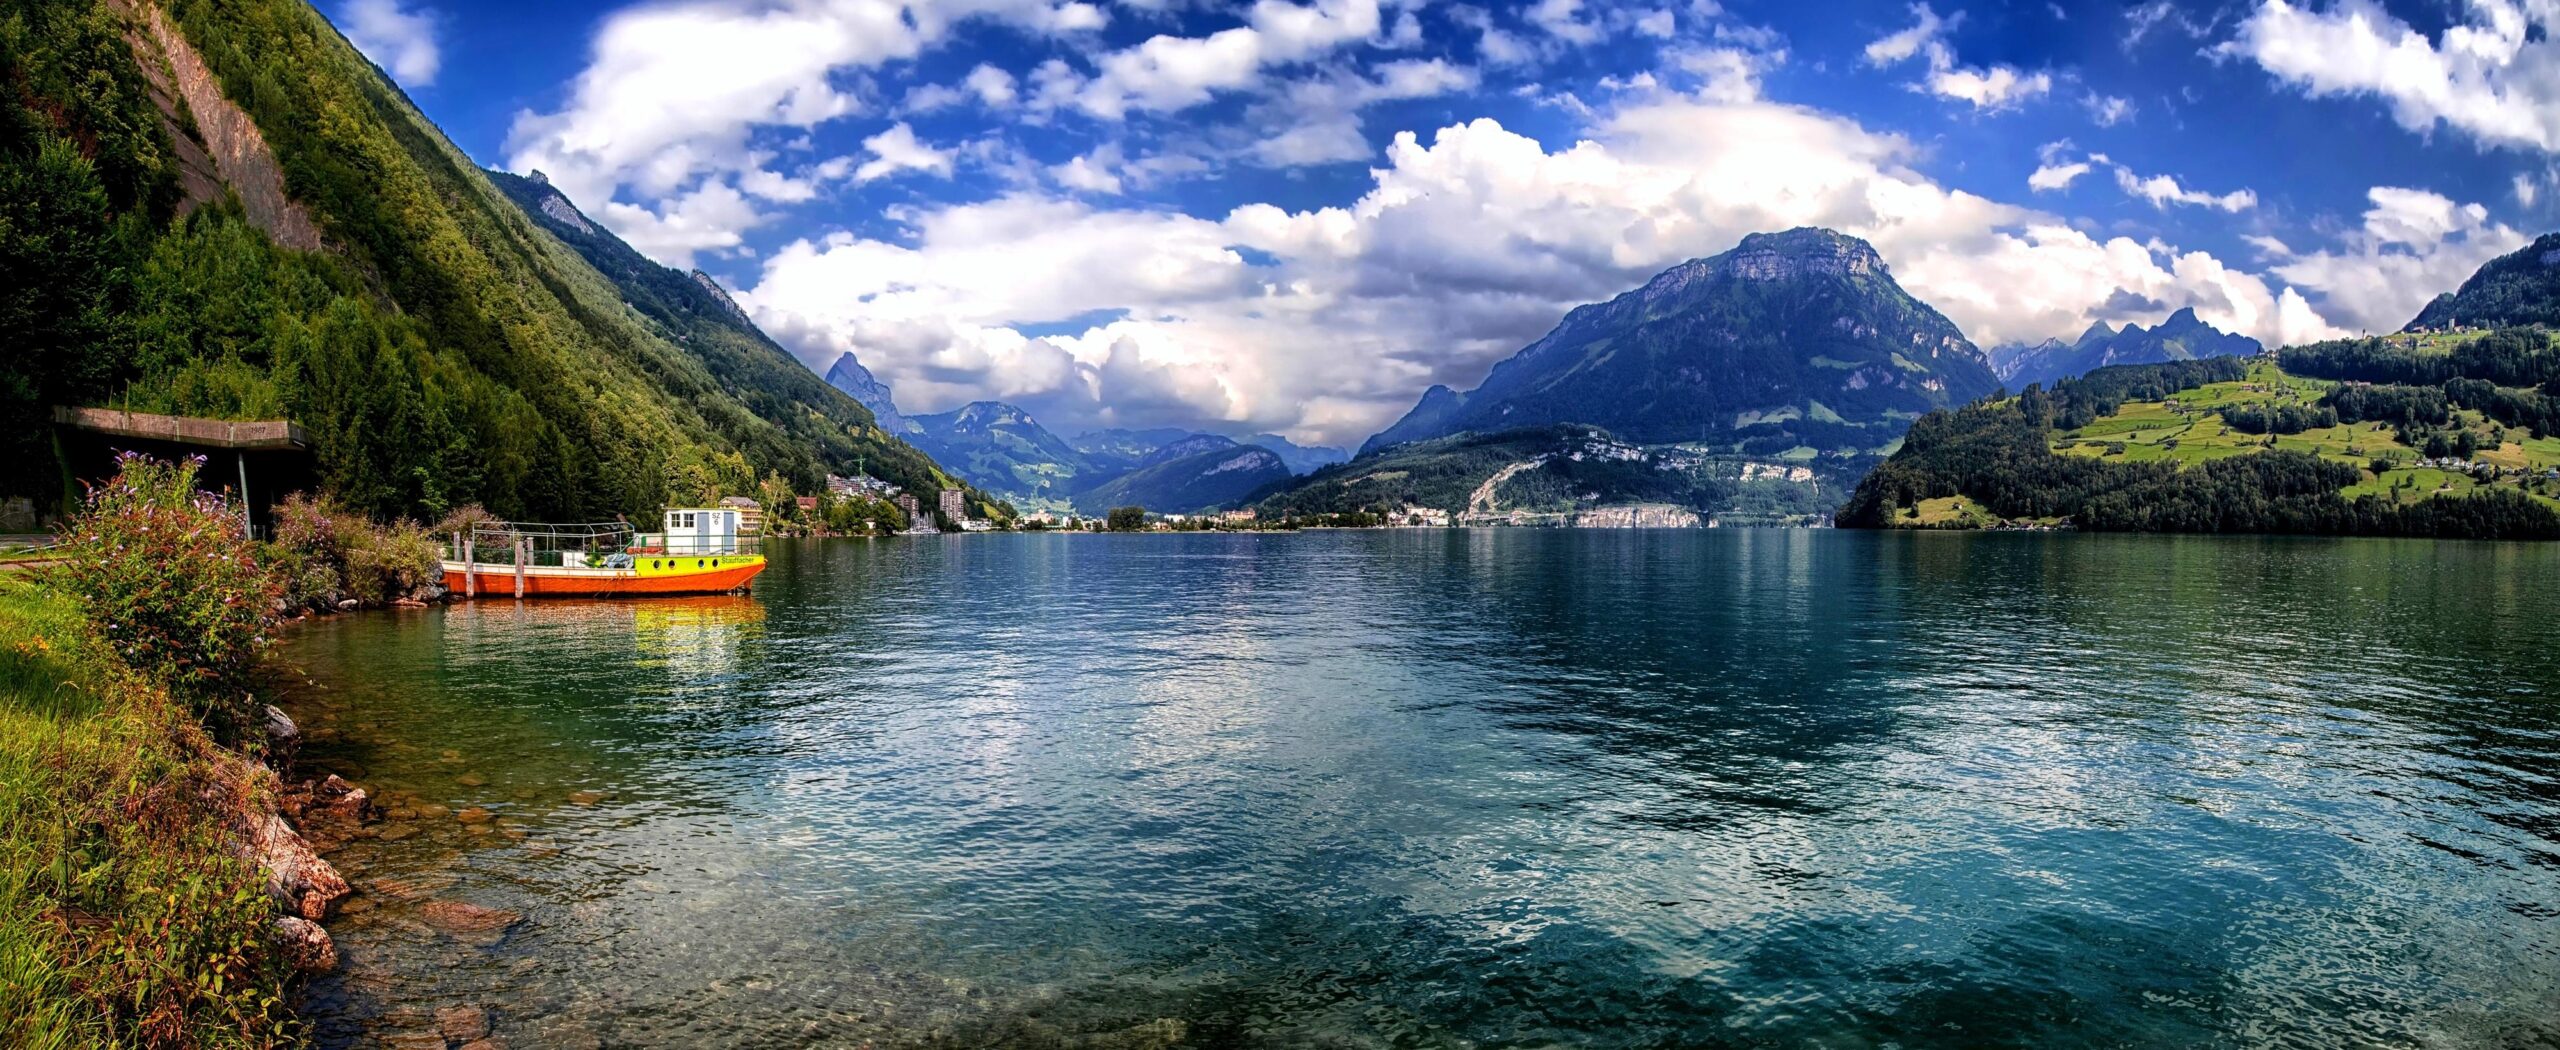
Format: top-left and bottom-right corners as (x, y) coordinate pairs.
(690, 270), (751, 324)
(1705, 227), (1886, 283)
(537, 190), (595, 234)
(134, 5), (322, 250)
(1361, 227), (1995, 456)
(824, 353), (916, 436)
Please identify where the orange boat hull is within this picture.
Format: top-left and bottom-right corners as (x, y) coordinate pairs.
(441, 560), (764, 599)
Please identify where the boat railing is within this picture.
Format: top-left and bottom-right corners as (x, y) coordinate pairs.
(628, 532), (761, 557)
(442, 520), (757, 567)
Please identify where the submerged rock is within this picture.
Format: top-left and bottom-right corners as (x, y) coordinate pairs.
(436, 1004), (492, 1042)
(414, 899), (522, 946)
(368, 874), (458, 901)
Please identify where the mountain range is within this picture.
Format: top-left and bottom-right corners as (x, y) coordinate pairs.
(1985, 308), (2262, 389)
(818, 355), (1346, 512)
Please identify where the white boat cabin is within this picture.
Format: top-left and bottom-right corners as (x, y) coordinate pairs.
(661, 507), (744, 555)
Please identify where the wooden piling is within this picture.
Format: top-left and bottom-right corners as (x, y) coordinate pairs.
(462, 535), (477, 597)
(514, 537), (527, 599)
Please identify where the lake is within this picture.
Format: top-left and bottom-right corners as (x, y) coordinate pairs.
(275, 530), (2560, 1048)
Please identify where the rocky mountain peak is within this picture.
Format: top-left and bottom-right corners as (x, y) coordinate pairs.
(1709, 227), (1886, 283)
(824, 352), (913, 435)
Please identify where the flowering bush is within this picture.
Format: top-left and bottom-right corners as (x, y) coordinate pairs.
(50, 453), (279, 736)
(269, 493), (440, 609)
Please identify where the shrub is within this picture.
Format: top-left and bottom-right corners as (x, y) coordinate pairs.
(48, 454), (277, 738)
(268, 493), (441, 610)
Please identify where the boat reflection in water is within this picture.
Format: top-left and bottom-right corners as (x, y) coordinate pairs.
(437, 594), (766, 683)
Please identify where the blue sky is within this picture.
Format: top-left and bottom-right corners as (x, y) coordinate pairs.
(330, 0), (2552, 446)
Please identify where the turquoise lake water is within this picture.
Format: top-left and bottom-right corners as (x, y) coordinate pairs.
(276, 530), (2560, 1047)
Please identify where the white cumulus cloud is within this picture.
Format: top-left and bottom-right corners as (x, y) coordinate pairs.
(2264, 186), (2523, 334)
(2222, 0), (2560, 153)
(1865, 3), (2052, 111)
(853, 123), (956, 183)
(338, 0), (440, 86)
(741, 80), (2342, 446)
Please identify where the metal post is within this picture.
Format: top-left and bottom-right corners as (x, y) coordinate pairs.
(236, 452), (253, 538)
(463, 534), (477, 598)
(514, 536), (527, 599)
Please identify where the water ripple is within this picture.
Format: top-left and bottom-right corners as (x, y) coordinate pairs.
(280, 531), (2560, 1049)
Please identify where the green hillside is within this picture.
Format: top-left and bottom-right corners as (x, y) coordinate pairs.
(0, 0), (980, 524)
(1838, 331), (2560, 537)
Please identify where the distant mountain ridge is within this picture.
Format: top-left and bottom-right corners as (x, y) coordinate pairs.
(1250, 433), (1351, 475)
(1987, 308), (2261, 389)
(1074, 445), (1291, 515)
(814, 365), (1347, 509)
(901, 401), (1094, 506)
(1361, 227), (1997, 458)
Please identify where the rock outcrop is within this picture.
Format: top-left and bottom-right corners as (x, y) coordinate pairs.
(227, 706), (357, 974)
(130, 4), (323, 250)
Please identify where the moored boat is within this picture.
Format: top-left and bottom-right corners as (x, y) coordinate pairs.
(441, 509), (765, 599)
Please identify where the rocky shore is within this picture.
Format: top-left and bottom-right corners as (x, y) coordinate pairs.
(244, 698), (531, 1049)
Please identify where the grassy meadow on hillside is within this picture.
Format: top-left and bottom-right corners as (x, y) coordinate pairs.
(2051, 360), (2560, 510)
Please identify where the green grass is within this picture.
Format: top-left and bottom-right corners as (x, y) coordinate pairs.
(1898, 495), (1998, 528)
(2051, 360), (2560, 508)
(0, 577), (292, 1048)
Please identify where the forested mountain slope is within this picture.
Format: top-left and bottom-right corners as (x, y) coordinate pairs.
(483, 170), (980, 514)
(0, 0), (988, 522)
(2408, 233), (2560, 331)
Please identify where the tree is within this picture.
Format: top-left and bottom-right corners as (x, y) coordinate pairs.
(1107, 505), (1147, 531)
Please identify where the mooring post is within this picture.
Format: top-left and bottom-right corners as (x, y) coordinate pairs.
(514, 537), (528, 599)
(463, 534), (477, 597)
